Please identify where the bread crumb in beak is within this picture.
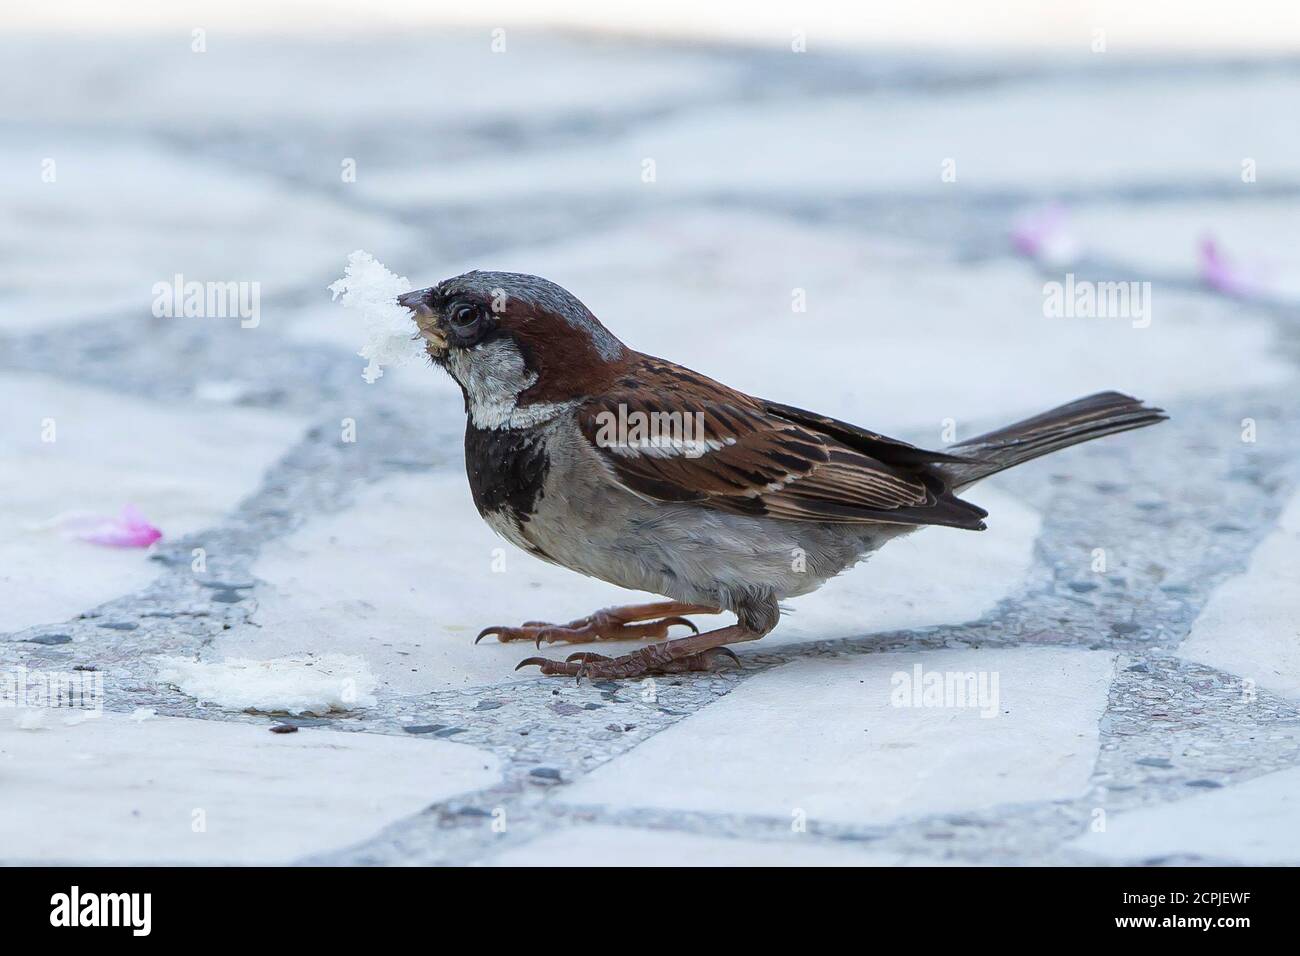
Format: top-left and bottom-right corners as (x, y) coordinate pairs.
(328, 249), (426, 383)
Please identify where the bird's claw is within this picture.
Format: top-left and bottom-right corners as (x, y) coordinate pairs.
(565, 651), (611, 663)
(474, 611), (701, 647)
(515, 645), (742, 680)
(702, 646), (741, 668)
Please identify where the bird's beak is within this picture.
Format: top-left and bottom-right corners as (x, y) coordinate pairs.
(397, 288), (448, 353)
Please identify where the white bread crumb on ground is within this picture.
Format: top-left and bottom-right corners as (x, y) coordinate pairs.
(156, 654), (379, 715)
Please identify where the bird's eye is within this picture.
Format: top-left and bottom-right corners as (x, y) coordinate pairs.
(449, 304), (480, 331)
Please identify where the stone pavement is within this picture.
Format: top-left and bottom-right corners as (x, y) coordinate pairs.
(2, 32), (1299, 865)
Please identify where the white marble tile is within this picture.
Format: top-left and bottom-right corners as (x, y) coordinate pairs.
(1069, 198), (1300, 302)
(1178, 490), (1300, 700)
(0, 374), (304, 633)
(0, 32), (736, 127)
(774, 483), (1039, 645)
(0, 711), (500, 863)
(1071, 766), (1300, 864)
(360, 75), (1300, 201)
(487, 824), (912, 866)
(238, 471), (669, 693)
(560, 648), (1116, 827)
(234, 471), (1038, 692)
(0, 134), (419, 332)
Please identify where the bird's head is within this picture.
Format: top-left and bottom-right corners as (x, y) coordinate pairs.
(398, 271), (628, 424)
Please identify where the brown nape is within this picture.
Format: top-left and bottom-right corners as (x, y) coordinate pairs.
(511, 302), (633, 403)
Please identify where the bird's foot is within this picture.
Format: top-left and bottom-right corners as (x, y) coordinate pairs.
(516, 646), (742, 680)
(475, 602), (717, 649)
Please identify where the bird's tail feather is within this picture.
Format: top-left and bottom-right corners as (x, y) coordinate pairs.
(941, 391), (1167, 489)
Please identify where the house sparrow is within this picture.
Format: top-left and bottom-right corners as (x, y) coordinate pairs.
(398, 272), (1166, 679)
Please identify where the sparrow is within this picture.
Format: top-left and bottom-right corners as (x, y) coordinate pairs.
(397, 272), (1166, 680)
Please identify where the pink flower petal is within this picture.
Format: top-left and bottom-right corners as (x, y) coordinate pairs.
(1010, 203), (1080, 265)
(41, 505), (163, 548)
(1198, 236), (1262, 298)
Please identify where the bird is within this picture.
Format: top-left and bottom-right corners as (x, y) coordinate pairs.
(397, 271), (1167, 680)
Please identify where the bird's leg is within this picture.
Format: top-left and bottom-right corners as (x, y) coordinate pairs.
(476, 602), (720, 648)
(517, 623), (763, 679)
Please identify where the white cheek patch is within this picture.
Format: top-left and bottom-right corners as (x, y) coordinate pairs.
(450, 339), (573, 430)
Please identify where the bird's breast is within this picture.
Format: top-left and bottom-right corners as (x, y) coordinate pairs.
(463, 422), (551, 526)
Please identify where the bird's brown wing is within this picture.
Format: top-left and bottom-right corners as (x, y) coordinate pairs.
(577, 358), (987, 530)
(759, 398), (975, 467)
